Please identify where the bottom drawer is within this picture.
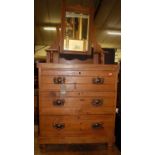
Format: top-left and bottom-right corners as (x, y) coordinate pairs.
(39, 115), (115, 138)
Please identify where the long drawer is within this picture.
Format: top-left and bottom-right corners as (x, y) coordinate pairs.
(39, 97), (116, 115)
(41, 76), (115, 84)
(39, 115), (115, 137)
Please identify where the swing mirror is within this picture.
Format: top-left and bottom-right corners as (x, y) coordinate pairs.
(63, 11), (89, 52)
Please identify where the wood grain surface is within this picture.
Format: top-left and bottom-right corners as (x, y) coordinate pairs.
(37, 63), (118, 147)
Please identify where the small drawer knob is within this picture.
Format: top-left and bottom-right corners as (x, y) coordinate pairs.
(92, 77), (104, 84)
(92, 99), (103, 106)
(53, 77), (65, 84)
(53, 123), (65, 130)
(92, 122), (104, 129)
(53, 99), (65, 106)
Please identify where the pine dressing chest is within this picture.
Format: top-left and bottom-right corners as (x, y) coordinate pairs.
(37, 0), (119, 150)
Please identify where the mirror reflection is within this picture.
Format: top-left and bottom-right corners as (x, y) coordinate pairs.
(64, 12), (89, 52)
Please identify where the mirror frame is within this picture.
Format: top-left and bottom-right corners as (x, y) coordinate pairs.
(60, 4), (93, 55)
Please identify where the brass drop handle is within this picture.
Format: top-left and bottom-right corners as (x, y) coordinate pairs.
(53, 77), (65, 84)
(92, 123), (104, 129)
(92, 77), (104, 84)
(53, 99), (65, 106)
(92, 99), (103, 106)
(53, 123), (65, 129)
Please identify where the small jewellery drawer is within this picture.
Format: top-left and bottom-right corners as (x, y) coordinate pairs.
(39, 115), (114, 137)
(41, 70), (116, 77)
(39, 97), (116, 115)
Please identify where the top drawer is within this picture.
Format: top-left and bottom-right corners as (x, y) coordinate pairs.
(38, 64), (118, 78)
(41, 70), (116, 77)
(38, 64), (119, 91)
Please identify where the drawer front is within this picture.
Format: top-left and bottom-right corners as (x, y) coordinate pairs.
(39, 115), (114, 137)
(40, 68), (117, 91)
(39, 97), (116, 115)
(41, 70), (116, 77)
(41, 76), (115, 84)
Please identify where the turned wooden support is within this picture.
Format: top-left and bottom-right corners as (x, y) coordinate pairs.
(107, 135), (115, 150)
(46, 51), (51, 62)
(93, 52), (105, 64)
(100, 51), (105, 64)
(46, 49), (59, 63)
(53, 51), (59, 63)
(93, 53), (100, 64)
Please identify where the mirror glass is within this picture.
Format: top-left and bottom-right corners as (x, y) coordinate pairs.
(63, 11), (89, 52)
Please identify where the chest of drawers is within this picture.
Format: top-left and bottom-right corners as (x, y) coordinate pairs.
(37, 63), (118, 148)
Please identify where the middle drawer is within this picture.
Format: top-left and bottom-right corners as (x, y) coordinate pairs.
(39, 96), (116, 115)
